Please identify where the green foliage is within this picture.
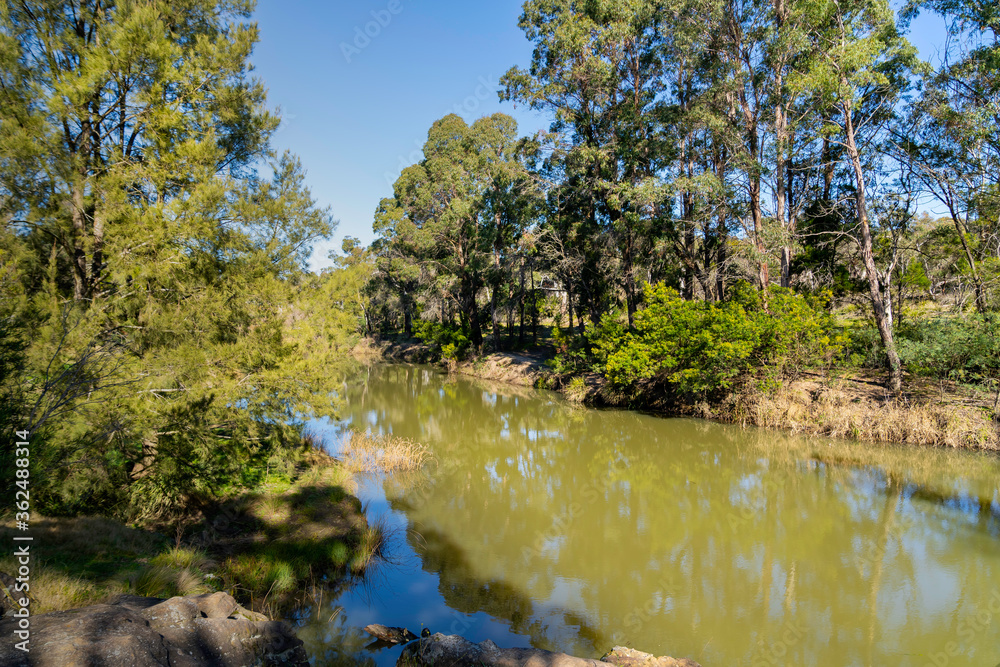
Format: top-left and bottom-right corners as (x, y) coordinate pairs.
(373, 113), (535, 351)
(546, 326), (593, 374)
(896, 316), (1000, 384)
(595, 283), (844, 396)
(413, 320), (471, 361)
(0, 0), (340, 520)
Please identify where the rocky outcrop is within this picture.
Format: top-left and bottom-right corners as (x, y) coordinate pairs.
(0, 591), (307, 667)
(397, 634), (701, 667)
(601, 646), (702, 667)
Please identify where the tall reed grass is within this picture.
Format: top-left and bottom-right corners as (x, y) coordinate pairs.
(340, 432), (433, 473)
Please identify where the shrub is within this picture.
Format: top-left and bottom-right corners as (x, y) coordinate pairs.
(896, 316), (1000, 384)
(595, 283), (844, 396)
(546, 325), (593, 374)
(413, 320), (471, 361)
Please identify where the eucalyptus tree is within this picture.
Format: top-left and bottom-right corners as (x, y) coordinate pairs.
(503, 0), (672, 325)
(376, 113), (530, 351)
(900, 0), (1000, 312)
(372, 196), (421, 336)
(795, 0), (918, 392)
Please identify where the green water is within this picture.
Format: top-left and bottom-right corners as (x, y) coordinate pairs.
(308, 364), (1000, 667)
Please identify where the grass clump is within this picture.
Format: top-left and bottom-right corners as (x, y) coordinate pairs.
(0, 452), (386, 618)
(341, 431), (432, 473)
(0, 516), (171, 612)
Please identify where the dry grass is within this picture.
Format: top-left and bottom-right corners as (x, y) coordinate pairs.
(0, 516), (214, 613)
(350, 337), (387, 359)
(0, 456), (380, 618)
(340, 431), (432, 473)
(727, 381), (999, 451)
(3, 565), (115, 613)
(455, 352), (549, 387)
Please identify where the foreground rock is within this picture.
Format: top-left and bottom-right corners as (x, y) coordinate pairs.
(0, 591), (307, 667)
(397, 634), (701, 667)
(601, 646), (702, 667)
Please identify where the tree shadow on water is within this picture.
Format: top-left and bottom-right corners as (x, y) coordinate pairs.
(408, 523), (611, 658)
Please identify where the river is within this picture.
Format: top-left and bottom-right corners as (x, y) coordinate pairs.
(295, 364), (1000, 667)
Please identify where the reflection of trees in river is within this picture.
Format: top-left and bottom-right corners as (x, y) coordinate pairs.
(341, 365), (1000, 665)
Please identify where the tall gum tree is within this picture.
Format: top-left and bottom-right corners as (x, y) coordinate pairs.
(502, 0), (670, 326)
(795, 0), (917, 392)
(901, 0), (1000, 312)
(378, 113), (529, 352)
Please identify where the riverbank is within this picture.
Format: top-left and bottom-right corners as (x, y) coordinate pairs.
(0, 447), (384, 620)
(363, 337), (1000, 451)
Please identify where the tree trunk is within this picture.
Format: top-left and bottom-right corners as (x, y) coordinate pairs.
(463, 277), (483, 351)
(774, 0), (793, 289)
(71, 183), (89, 301)
(622, 218), (636, 327)
(91, 209), (105, 295)
(566, 278), (574, 333)
(716, 213), (728, 301)
(530, 269), (538, 344)
(490, 285), (501, 352)
(518, 257), (526, 345)
(946, 203), (987, 315)
(842, 99), (902, 393)
(750, 173), (769, 294)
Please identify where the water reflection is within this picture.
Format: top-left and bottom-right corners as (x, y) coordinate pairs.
(300, 364), (1000, 667)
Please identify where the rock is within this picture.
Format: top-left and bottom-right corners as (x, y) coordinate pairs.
(398, 633), (611, 667)
(601, 646), (702, 667)
(364, 623), (419, 644)
(0, 591), (308, 667)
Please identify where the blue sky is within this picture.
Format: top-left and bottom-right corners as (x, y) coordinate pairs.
(250, 1), (552, 271)
(249, 0), (948, 272)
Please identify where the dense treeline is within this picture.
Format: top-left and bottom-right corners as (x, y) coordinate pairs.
(0, 0), (355, 517)
(366, 0), (1000, 399)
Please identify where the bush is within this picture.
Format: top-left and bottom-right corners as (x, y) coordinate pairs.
(413, 320), (471, 361)
(545, 325), (593, 374)
(594, 283), (844, 396)
(896, 316), (1000, 384)
(844, 323), (884, 368)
